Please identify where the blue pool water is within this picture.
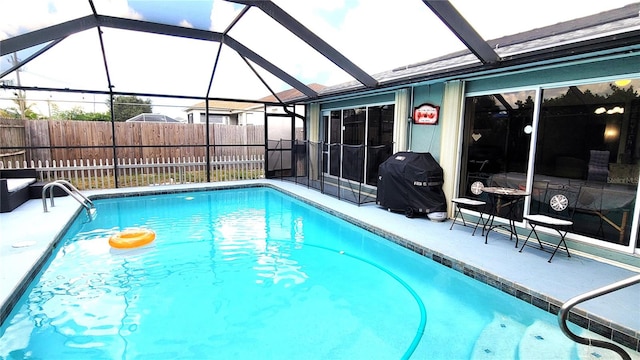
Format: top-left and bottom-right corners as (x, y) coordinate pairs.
(0, 187), (598, 359)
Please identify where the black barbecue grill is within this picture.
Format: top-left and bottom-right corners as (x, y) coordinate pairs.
(376, 152), (447, 219)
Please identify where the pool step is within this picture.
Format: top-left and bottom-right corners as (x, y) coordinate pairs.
(520, 321), (635, 360)
(471, 316), (527, 359)
(518, 320), (574, 360)
(473, 317), (630, 360)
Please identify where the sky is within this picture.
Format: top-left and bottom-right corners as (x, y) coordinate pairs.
(0, 0), (636, 120)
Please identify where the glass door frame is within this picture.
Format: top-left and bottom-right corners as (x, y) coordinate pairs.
(461, 80), (640, 255)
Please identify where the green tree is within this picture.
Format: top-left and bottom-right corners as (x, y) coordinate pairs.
(52, 105), (110, 121)
(0, 91), (39, 119)
(108, 95), (152, 121)
(0, 108), (13, 118)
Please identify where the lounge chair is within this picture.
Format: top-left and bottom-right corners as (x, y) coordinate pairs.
(0, 169), (37, 213)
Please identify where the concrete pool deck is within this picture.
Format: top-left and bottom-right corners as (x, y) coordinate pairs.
(1, 180), (639, 355)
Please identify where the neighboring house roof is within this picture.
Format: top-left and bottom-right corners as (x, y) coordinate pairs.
(184, 100), (260, 113)
(125, 113), (181, 123)
(319, 3), (640, 96)
(186, 83), (327, 112)
(259, 83), (327, 103)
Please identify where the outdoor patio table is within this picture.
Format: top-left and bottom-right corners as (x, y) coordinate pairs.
(489, 172), (636, 243)
(482, 187), (529, 247)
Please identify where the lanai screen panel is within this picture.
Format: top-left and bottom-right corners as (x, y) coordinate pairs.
(2, 0), (638, 102)
(272, 0), (468, 79)
(2, 29), (108, 91)
(226, 5), (356, 90)
(101, 28), (219, 97)
(206, 47), (288, 101)
(0, 0), (93, 37)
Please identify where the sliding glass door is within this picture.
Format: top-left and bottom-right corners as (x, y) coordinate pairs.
(460, 79), (640, 249)
(537, 81), (639, 246)
(323, 104), (394, 186)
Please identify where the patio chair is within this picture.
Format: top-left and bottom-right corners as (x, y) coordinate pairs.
(586, 150), (609, 182)
(450, 173), (490, 236)
(574, 182), (606, 239)
(520, 184), (580, 262)
(528, 180), (550, 214)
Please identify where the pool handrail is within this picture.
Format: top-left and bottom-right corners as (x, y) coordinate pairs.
(558, 273), (640, 360)
(42, 180), (94, 215)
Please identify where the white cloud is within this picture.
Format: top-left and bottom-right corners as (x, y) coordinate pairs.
(179, 19), (194, 28)
(0, 0), (142, 40)
(210, 0), (243, 32)
(0, 0), (90, 40)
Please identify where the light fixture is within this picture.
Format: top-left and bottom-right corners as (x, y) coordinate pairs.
(595, 106), (624, 115)
(606, 106), (624, 114)
(604, 123), (619, 141)
(614, 79), (631, 87)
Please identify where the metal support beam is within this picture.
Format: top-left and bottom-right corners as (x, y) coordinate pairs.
(0, 38), (65, 79)
(224, 35), (317, 98)
(1, 16), (97, 56)
(96, 15), (224, 42)
(0, 15), (223, 56)
(1, 13), (316, 100)
(423, 0), (500, 64)
(99, 15), (316, 98)
(235, 0), (378, 88)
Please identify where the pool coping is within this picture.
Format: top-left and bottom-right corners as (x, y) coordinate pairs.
(0, 180), (638, 354)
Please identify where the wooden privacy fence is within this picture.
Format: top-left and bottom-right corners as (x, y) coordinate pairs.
(1, 118), (265, 162)
(0, 155), (265, 190)
(0, 118), (26, 164)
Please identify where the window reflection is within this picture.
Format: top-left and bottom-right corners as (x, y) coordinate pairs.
(461, 91), (535, 180)
(463, 92), (535, 175)
(460, 79), (639, 248)
(460, 91), (535, 219)
(537, 80), (639, 246)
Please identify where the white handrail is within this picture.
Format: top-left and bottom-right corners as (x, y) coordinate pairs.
(558, 273), (640, 360)
(42, 180), (94, 215)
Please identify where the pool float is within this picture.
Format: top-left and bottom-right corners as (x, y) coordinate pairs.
(109, 228), (156, 249)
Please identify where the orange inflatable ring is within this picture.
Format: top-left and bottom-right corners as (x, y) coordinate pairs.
(109, 229), (156, 249)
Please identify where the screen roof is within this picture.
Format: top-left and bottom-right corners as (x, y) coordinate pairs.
(1, 0), (637, 108)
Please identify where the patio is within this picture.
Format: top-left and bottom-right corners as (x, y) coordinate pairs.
(0, 180), (638, 356)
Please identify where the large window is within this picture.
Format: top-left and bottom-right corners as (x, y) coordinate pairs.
(538, 81), (639, 246)
(462, 91), (535, 176)
(366, 106), (394, 185)
(200, 113), (225, 124)
(323, 104), (394, 186)
(460, 79), (640, 249)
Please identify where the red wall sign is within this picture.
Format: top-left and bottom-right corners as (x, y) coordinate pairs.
(413, 103), (440, 125)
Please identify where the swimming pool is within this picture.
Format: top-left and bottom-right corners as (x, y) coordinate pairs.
(0, 187), (619, 359)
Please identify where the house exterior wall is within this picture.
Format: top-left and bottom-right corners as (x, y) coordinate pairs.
(408, 82), (445, 159)
(320, 93), (395, 111)
(455, 53), (640, 262)
(310, 52), (640, 263)
(184, 110), (239, 125)
(465, 55), (640, 93)
(240, 112), (264, 126)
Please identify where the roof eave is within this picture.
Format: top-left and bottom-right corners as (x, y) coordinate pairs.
(296, 30), (640, 104)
